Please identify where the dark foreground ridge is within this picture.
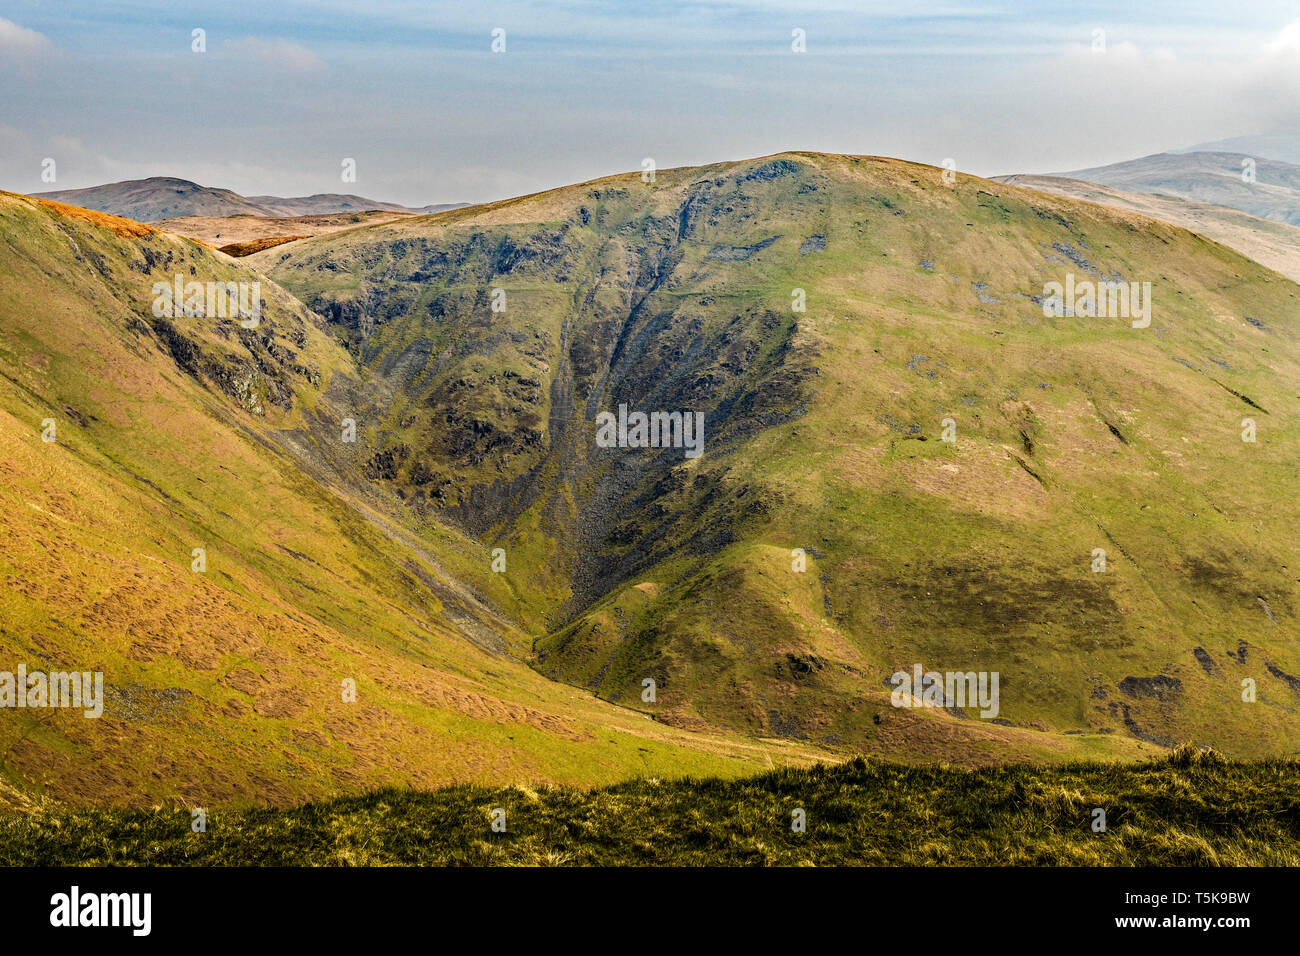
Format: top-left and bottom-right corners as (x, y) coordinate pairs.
(3, 747), (1296, 866)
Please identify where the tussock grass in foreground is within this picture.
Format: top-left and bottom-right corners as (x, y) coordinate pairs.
(3, 748), (1296, 866)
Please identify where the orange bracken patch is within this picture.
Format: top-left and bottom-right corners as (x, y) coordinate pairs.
(27, 195), (156, 238)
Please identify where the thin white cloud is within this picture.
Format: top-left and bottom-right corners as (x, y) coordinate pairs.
(227, 36), (326, 73)
(0, 17), (54, 76)
(1264, 20), (1300, 54)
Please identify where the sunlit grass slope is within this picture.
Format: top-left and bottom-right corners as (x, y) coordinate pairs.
(0, 191), (831, 808)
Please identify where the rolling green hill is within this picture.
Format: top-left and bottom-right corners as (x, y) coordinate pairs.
(256, 152), (1300, 764)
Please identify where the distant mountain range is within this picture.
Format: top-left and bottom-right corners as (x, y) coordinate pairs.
(1040, 151), (1300, 226)
(31, 176), (466, 222)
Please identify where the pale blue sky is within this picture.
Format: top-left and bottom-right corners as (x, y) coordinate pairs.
(2, 1), (1299, 205)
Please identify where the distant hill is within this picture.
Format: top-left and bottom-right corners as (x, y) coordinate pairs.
(1046, 152), (1300, 226)
(32, 176), (466, 222)
(994, 173), (1300, 283)
(33, 177), (270, 221)
(1173, 131), (1300, 167)
(245, 193), (465, 217)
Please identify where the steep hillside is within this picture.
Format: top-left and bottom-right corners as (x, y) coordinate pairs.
(261, 152), (1300, 762)
(994, 174), (1300, 284)
(1051, 152), (1300, 226)
(0, 190), (830, 809)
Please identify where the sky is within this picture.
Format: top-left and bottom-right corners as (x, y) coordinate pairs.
(2, 1), (1300, 206)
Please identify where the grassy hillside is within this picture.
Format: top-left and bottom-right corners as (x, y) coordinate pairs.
(261, 152), (1300, 762)
(3, 748), (1295, 865)
(6, 149), (1300, 815)
(996, 173), (1300, 283)
(0, 190), (831, 809)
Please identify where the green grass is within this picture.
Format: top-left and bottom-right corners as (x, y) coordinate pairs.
(3, 748), (1295, 866)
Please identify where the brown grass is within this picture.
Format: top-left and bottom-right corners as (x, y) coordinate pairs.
(26, 195), (156, 237)
(219, 235), (308, 257)
(155, 209), (416, 245)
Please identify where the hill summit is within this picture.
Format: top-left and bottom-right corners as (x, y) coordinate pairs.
(259, 151), (1300, 762)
